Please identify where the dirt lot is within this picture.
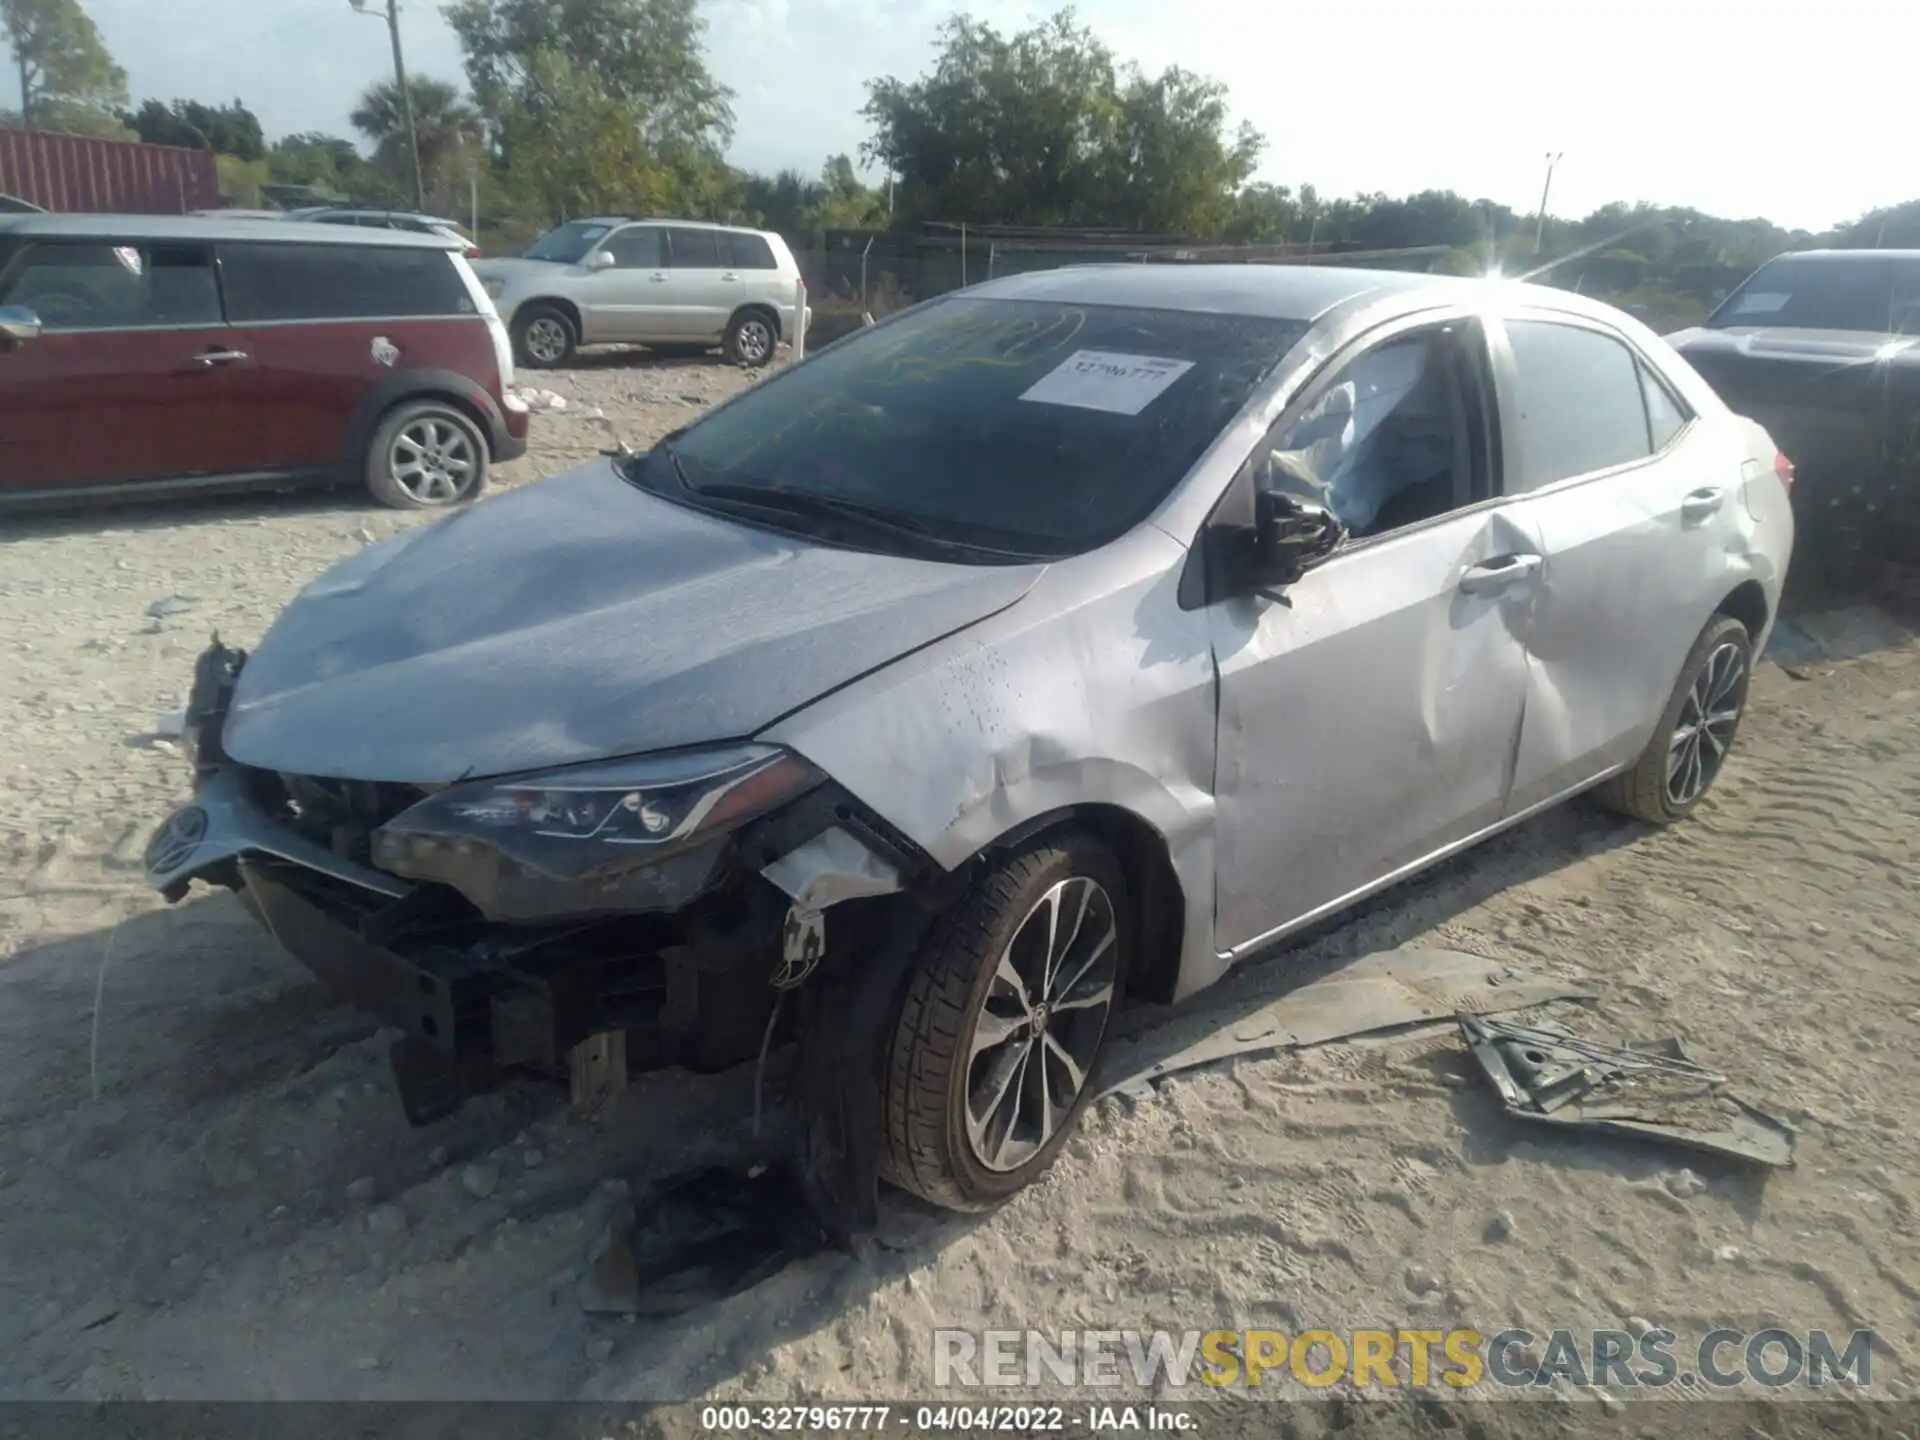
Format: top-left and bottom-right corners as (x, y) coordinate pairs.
(1, 351), (1917, 1411)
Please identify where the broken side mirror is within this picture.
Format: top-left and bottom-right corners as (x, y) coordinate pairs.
(1253, 488), (1345, 588)
(0, 304), (42, 351)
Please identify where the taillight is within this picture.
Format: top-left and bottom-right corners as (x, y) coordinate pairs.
(1773, 451), (1795, 495)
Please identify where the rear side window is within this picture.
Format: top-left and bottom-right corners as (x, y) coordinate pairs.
(1503, 319), (1653, 492)
(665, 227), (725, 268)
(219, 242), (474, 322)
(728, 232), (777, 270)
(0, 240), (219, 330)
(1640, 361), (1689, 450)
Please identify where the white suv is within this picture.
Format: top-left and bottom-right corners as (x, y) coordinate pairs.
(474, 218), (807, 369)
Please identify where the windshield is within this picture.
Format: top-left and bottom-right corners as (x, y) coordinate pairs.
(1707, 257), (1894, 334)
(657, 296), (1306, 559)
(523, 221), (612, 264)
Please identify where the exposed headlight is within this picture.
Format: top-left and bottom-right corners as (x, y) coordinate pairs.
(370, 744), (821, 921)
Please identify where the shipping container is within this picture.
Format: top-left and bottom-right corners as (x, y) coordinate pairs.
(0, 129), (220, 215)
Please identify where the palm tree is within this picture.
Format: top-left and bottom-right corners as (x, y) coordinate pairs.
(350, 74), (482, 211)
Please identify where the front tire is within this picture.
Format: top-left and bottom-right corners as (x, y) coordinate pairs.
(880, 831), (1129, 1211)
(512, 304), (577, 369)
(1595, 614), (1753, 824)
(364, 401), (489, 510)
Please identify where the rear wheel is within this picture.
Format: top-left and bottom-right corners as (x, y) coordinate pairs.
(880, 831), (1128, 1211)
(512, 304), (577, 369)
(1595, 614), (1753, 824)
(723, 310), (777, 368)
(364, 401), (489, 510)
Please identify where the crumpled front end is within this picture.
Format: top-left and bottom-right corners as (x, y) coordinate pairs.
(145, 639), (922, 1126)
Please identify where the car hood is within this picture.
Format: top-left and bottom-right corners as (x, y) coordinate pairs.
(222, 462), (1045, 783)
(470, 256), (565, 287)
(1669, 326), (1919, 364)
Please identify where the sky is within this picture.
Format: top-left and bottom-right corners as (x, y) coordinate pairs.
(33, 0), (1915, 232)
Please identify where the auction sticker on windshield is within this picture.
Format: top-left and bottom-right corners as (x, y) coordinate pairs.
(1019, 350), (1196, 415)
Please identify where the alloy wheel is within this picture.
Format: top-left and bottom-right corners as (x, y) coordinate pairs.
(389, 417), (476, 505)
(1666, 641), (1745, 806)
(735, 319), (772, 364)
(524, 317), (569, 365)
(963, 876), (1119, 1172)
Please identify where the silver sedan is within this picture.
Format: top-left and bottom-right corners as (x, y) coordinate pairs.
(145, 263), (1793, 1216)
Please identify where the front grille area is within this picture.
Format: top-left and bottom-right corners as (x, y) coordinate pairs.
(240, 767), (427, 867)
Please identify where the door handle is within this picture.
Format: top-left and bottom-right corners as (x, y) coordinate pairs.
(1459, 553), (1542, 595)
(649, 272), (670, 283)
(195, 348), (249, 367)
(1681, 487), (1726, 523)
(720, 272), (740, 282)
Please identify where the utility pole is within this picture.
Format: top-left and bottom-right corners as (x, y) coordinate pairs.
(350, 0), (426, 212)
(1534, 151), (1563, 253)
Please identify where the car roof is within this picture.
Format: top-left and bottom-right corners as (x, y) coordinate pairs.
(0, 212), (462, 250)
(574, 215), (763, 235)
(1765, 248), (1920, 264)
(963, 263), (1473, 324)
(309, 207), (467, 225)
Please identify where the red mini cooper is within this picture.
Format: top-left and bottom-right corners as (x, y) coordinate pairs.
(0, 213), (529, 511)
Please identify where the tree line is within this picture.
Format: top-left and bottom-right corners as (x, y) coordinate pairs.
(4, 0), (1916, 327)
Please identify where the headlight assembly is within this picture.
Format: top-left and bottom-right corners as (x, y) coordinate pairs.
(370, 744), (821, 921)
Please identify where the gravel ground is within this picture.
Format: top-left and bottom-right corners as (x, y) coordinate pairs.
(1, 350), (1917, 1414)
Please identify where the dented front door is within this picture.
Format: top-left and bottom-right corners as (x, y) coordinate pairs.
(1208, 506), (1541, 956)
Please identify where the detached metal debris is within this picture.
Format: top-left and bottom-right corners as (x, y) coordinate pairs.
(1097, 947), (1595, 1100)
(1457, 1013), (1796, 1167)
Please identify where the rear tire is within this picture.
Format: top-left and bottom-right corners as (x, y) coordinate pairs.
(364, 400), (489, 510)
(1595, 614), (1753, 824)
(723, 309), (777, 368)
(512, 304), (577, 369)
(880, 830), (1129, 1211)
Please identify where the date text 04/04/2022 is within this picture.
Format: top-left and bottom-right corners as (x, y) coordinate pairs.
(695, 1404), (1199, 1431)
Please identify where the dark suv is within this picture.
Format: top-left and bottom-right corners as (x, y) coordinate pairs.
(0, 213), (528, 512)
(1667, 249), (1920, 597)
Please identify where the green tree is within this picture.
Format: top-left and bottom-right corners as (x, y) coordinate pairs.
(739, 154), (886, 238)
(862, 9), (1259, 234)
(445, 0), (732, 153)
(1223, 182), (1294, 244)
(1099, 65), (1260, 234)
(862, 11), (1121, 227)
(2, 0), (124, 129)
(124, 98), (265, 160)
(351, 74), (482, 210)
(268, 131), (376, 195)
(490, 46), (672, 224)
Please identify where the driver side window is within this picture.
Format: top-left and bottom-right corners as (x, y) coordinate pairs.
(0, 241), (220, 332)
(1256, 322), (1485, 541)
(599, 226), (664, 270)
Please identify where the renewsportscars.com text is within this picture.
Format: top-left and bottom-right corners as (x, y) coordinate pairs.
(933, 1327), (1874, 1390)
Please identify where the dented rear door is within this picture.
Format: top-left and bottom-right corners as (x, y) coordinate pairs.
(1488, 309), (1739, 815)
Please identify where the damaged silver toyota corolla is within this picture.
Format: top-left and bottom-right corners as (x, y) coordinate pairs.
(144, 265), (1792, 1231)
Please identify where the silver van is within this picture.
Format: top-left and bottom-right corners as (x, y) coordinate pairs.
(473, 218), (806, 369)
